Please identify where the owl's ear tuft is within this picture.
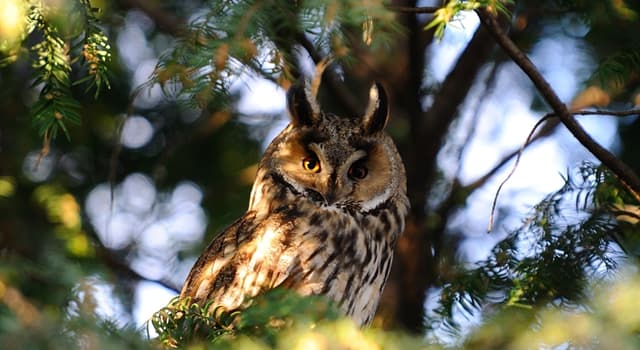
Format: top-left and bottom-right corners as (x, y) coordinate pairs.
(287, 84), (320, 126)
(362, 82), (389, 134)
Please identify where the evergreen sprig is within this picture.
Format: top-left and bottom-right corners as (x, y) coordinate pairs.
(591, 48), (640, 90)
(150, 288), (342, 347)
(152, 0), (400, 109)
(150, 289), (441, 349)
(426, 0), (512, 40)
(75, 0), (112, 99)
(29, 3), (80, 142)
(0, 0), (112, 147)
(151, 297), (238, 346)
(430, 162), (624, 336)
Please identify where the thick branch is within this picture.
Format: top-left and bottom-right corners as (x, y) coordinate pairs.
(477, 8), (640, 197)
(407, 22), (498, 216)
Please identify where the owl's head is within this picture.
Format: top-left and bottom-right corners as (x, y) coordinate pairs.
(251, 82), (407, 214)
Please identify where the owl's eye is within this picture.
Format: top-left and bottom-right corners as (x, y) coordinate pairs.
(302, 156), (321, 173)
(348, 162), (368, 180)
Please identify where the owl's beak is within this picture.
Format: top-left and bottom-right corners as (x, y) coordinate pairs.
(322, 174), (346, 205)
(323, 189), (338, 205)
(306, 188), (338, 206)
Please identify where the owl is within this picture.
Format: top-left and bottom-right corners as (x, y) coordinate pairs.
(180, 81), (409, 326)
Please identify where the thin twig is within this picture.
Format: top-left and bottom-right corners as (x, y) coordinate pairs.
(486, 108), (640, 231)
(310, 55), (334, 98)
(468, 108), (640, 194)
(108, 87), (143, 210)
(477, 8), (640, 202)
(487, 114), (553, 232)
(35, 128), (51, 171)
(611, 209), (640, 221)
(573, 109), (640, 117)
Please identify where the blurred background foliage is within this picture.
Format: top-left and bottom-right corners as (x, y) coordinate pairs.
(1, 0), (640, 348)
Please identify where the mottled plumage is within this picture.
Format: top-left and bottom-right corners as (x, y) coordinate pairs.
(180, 82), (409, 326)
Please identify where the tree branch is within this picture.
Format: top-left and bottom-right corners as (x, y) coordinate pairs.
(408, 21), (499, 216)
(476, 108), (640, 231)
(462, 110), (640, 215)
(477, 8), (640, 198)
(487, 113), (554, 231)
(574, 109), (640, 117)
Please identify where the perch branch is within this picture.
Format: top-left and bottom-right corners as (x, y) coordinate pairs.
(476, 8), (640, 201)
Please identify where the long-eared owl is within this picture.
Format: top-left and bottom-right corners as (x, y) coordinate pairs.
(180, 81), (409, 326)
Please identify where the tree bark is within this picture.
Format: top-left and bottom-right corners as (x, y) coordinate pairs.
(376, 11), (500, 332)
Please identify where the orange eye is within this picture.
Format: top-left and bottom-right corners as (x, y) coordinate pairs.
(302, 156), (321, 173)
(348, 163), (368, 180)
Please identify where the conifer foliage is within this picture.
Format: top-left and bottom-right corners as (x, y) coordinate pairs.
(1, 0), (111, 151)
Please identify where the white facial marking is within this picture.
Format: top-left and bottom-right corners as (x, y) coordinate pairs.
(361, 186), (392, 212)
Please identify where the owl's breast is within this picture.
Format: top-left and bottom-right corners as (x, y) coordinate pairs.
(270, 197), (404, 326)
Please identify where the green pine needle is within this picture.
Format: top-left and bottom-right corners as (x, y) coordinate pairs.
(4, 0), (113, 145)
(426, 0), (513, 40)
(429, 162), (627, 335)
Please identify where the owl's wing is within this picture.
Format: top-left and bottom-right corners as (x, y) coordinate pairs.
(179, 213), (256, 304)
(179, 211), (296, 310)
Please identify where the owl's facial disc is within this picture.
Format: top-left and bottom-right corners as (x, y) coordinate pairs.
(298, 142), (385, 207)
(270, 81), (397, 211)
